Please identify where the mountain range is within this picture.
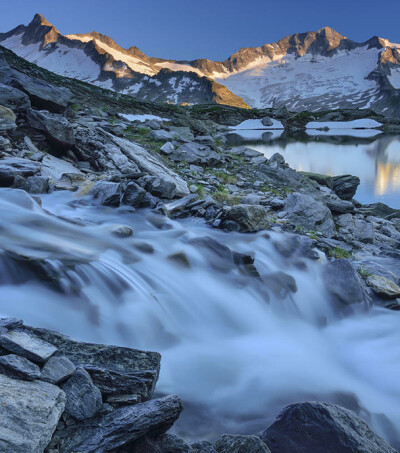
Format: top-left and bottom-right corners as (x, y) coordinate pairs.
(1, 14), (400, 117)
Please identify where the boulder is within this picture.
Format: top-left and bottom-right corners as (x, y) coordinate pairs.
(366, 275), (400, 299)
(325, 196), (354, 214)
(332, 175), (360, 200)
(261, 116), (273, 126)
(269, 153), (285, 165)
(0, 373), (65, 453)
(215, 434), (270, 453)
(285, 193), (335, 237)
(261, 401), (397, 453)
(0, 157), (41, 186)
(121, 182), (147, 207)
(0, 330), (57, 363)
(194, 135), (215, 147)
(336, 214), (375, 244)
(220, 204), (270, 232)
(24, 175), (49, 194)
(168, 126), (194, 142)
(62, 368), (102, 421)
(27, 109), (75, 148)
(171, 142), (223, 166)
(61, 395), (183, 453)
(0, 82), (31, 111)
(141, 175), (177, 199)
(164, 194), (199, 216)
(0, 104), (16, 122)
(0, 354), (41, 380)
(149, 129), (173, 141)
(160, 141), (175, 155)
(90, 181), (122, 206)
(40, 355), (76, 384)
(323, 259), (365, 306)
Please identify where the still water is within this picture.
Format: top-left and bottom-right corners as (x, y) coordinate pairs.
(227, 131), (400, 209)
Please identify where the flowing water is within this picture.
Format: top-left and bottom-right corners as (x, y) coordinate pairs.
(227, 132), (400, 208)
(0, 183), (400, 445)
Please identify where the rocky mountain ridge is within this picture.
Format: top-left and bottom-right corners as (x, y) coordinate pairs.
(1, 14), (400, 117)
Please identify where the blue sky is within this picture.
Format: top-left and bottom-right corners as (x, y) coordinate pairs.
(0, 0), (399, 61)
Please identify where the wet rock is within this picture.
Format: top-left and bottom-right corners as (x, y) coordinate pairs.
(273, 234), (319, 260)
(27, 109), (75, 148)
(61, 394), (183, 453)
(141, 175), (177, 199)
(262, 271), (297, 298)
(40, 355), (76, 384)
(285, 193), (335, 237)
(0, 354), (41, 380)
(261, 401), (397, 453)
(164, 194), (199, 216)
(332, 175), (360, 200)
(192, 440), (218, 452)
(84, 364), (158, 401)
(0, 373), (65, 453)
(121, 182), (147, 207)
(167, 251), (191, 268)
(149, 129), (173, 141)
(215, 434), (270, 453)
(0, 82), (31, 111)
(25, 175), (49, 194)
(220, 204), (270, 232)
(0, 330), (57, 363)
(171, 142), (223, 166)
(0, 317), (23, 329)
(323, 259), (365, 306)
(90, 181), (122, 206)
(62, 367), (102, 421)
(112, 225), (134, 238)
(133, 433), (192, 452)
(366, 275), (400, 299)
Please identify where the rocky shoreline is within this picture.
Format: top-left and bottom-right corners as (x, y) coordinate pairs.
(1, 45), (400, 452)
(0, 317), (397, 453)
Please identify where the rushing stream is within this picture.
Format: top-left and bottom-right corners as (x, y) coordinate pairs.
(0, 188), (400, 445)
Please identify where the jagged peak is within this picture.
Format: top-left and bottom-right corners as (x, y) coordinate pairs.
(32, 13), (53, 27)
(317, 26), (346, 38)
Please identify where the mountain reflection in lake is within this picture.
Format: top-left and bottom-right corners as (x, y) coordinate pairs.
(226, 132), (400, 208)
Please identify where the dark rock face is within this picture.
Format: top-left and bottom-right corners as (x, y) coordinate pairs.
(332, 175), (360, 200)
(62, 367), (103, 421)
(323, 259), (365, 306)
(60, 395), (183, 453)
(215, 434), (271, 453)
(0, 353), (41, 380)
(261, 401), (397, 453)
(0, 82), (31, 111)
(121, 182), (147, 207)
(90, 181), (122, 206)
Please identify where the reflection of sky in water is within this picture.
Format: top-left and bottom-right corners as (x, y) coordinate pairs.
(230, 132), (400, 208)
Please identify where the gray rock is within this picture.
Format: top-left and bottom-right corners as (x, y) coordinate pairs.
(325, 196), (354, 214)
(332, 175), (360, 200)
(366, 275), (400, 299)
(171, 142), (223, 165)
(0, 373), (65, 453)
(160, 141), (175, 155)
(285, 193), (335, 237)
(261, 116), (273, 126)
(194, 135), (215, 147)
(168, 126), (194, 142)
(261, 401), (397, 453)
(149, 129), (173, 141)
(0, 354), (41, 380)
(0, 317), (23, 329)
(25, 175), (49, 194)
(90, 181), (122, 206)
(27, 109), (75, 148)
(0, 82), (31, 111)
(336, 214), (375, 244)
(61, 394), (183, 453)
(134, 433), (192, 453)
(62, 368), (102, 421)
(145, 119), (161, 130)
(323, 259), (365, 306)
(215, 435), (270, 453)
(0, 135), (11, 151)
(164, 194), (199, 216)
(112, 225), (134, 238)
(269, 153), (285, 165)
(192, 441), (218, 452)
(0, 157), (41, 186)
(220, 204), (270, 232)
(0, 330), (57, 363)
(141, 175), (177, 199)
(84, 364), (158, 401)
(106, 393), (141, 406)
(40, 355), (76, 384)
(121, 182), (147, 207)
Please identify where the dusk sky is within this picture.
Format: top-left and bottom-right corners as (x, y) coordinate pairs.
(1, 0), (400, 61)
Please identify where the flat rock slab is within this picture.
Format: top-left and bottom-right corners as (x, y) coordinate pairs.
(0, 354), (41, 380)
(61, 394), (183, 453)
(0, 317), (23, 329)
(366, 274), (400, 299)
(0, 374), (65, 453)
(40, 355), (76, 384)
(0, 330), (57, 363)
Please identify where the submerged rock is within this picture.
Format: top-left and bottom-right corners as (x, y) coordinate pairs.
(261, 401), (397, 453)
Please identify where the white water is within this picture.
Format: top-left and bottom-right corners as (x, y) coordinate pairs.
(0, 188), (399, 444)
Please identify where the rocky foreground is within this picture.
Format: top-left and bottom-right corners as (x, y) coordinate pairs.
(0, 317), (397, 453)
(0, 42), (400, 452)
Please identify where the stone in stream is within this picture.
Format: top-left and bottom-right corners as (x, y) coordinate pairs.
(121, 181), (147, 207)
(60, 394), (183, 453)
(90, 180), (122, 206)
(164, 194), (199, 216)
(215, 434), (271, 453)
(83, 364), (158, 400)
(62, 367), (102, 421)
(261, 401), (397, 453)
(0, 353), (41, 380)
(0, 330), (57, 363)
(0, 373), (66, 453)
(40, 355), (76, 384)
(323, 259), (365, 306)
(366, 274), (400, 299)
(24, 175), (49, 194)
